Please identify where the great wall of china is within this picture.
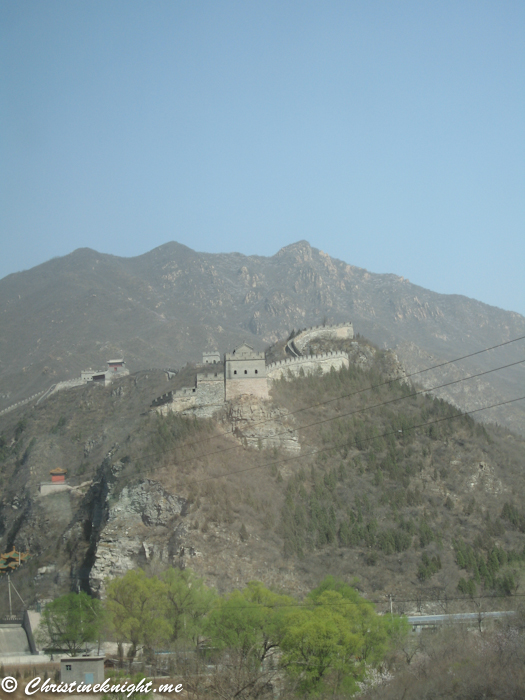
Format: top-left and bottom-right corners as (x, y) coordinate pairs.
(286, 322), (354, 357)
(266, 350), (350, 380)
(0, 323), (354, 420)
(0, 390), (47, 417)
(153, 323), (354, 418)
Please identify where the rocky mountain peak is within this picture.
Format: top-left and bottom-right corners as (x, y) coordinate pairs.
(274, 240), (314, 263)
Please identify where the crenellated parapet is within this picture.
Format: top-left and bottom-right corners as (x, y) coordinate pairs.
(290, 322), (354, 355)
(196, 372), (223, 382)
(151, 391), (174, 407)
(152, 329), (353, 414)
(153, 368), (225, 417)
(266, 350), (349, 372)
(172, 385), (198, 398)
(296, 322), (353, 334)
(0, 390), (46, 416)
(266, 351), (349, 381)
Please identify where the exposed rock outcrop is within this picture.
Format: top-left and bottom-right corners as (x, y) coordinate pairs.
(88, 479), (189, 594)
(225, 397), (300, 453)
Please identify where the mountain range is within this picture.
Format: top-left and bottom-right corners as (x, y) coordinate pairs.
(1, 240), (524, 433)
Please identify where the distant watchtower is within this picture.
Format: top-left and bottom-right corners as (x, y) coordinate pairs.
(107, 359), (126, 374)
(203, 351), (221, 365)
(224, 343), (268, 400)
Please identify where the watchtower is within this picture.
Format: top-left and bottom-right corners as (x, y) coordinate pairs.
(224, 343), (268, 400)
(203, 351), (221, 365)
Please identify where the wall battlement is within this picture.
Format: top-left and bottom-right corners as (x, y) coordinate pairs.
(266, 351), (349, 372)
(0, 390), (46, 416)
(152, 325), (353, 416)
(196, 372), (223, 382)
(295, 322), (353, 334)
(267, 351), (349, 382)
(151, 391), (174, 407)
(224, 348), (265, 361)
(292, 323), (353, 350)
(173, 385), (197, 398)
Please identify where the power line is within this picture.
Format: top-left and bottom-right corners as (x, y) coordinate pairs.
(191, 395), (525, 483)
(9, 335), (523, 464)
(6, 568), (515, 612)
(59, 570), (525, 611)
(149, 334), (525, 454)
(59, 572), (525, 609)
(27, 568), (523, 610)
(142, 357), (524, 471)
(7, 340), (525, 621)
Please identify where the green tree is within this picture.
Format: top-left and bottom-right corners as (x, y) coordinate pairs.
(280, 577), (393, 695)
(206, 582), (294, 662)
(204, 582), (296, 700)
(280, 593), (364, 695)
(160, 567), (216, 645)
(37, 592), (105, 656)
(106, 569), (170, 668)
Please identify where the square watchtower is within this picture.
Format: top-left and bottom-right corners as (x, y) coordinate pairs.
(224, 343), (268, 400)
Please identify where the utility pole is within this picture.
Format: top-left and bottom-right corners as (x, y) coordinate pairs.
(7, 574), (12, 616)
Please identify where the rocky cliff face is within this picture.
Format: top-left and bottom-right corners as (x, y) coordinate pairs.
(59, 456), (192, 595)
(0, 337), (524, 614)
(225, 397), (299, 453)
(86, 477), (189, 594)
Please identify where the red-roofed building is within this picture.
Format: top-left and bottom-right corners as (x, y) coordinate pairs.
(49, 468), (67, 483)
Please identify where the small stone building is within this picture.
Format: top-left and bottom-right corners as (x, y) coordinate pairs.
(80, 369), (106, 383)
(81, 360), (129, 385)
(60, 656), (105, 685)
(40, 468), (70, 496)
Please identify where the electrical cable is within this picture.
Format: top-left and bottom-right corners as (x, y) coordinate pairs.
(6, 340), (524, 618)
(54, 571), (525, 610)
(9, 335), (523, 465)
(149, 334), (525, 453)
(190, 395), (525, 483)
(139, 357), (525, 469)
(18, 569), (522, 610)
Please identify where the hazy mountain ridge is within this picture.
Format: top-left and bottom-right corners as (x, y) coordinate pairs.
(1, 241), (524, 432)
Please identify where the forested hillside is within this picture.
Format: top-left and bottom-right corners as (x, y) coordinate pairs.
(0, 334), (523, 615)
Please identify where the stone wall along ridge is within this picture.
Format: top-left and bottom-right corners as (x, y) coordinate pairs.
(266, 351), (349, 381)
(53, 378), (85, 392)
(1, 365), (137, 417)
(266, 350), (349, 371)
(158, 373), (225, 418)
(290, 322), (354, 355)
(297, 322), (354, 333)
(0, 389), (46, 416)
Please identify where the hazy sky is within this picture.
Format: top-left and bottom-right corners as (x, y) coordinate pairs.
(1, 1), (523, 315)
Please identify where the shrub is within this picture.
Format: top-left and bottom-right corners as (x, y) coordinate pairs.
(417, 553), (442, 581)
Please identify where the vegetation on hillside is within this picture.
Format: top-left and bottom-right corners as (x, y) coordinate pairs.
(359, 609), (525, 700)
(267, 351), (525, 602)
(0, 334), (523, 617)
